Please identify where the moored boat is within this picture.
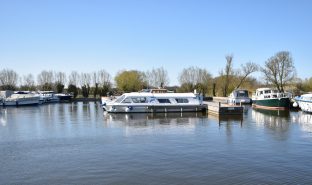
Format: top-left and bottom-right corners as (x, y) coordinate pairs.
(55, 93), (73, 101)
(4, 91), (40, 106)
(293, 93), (312, 113)
(102, 92), (205, 113)
(37, 91), (60, 103)
(252, 88), (291, 110)
(228, 89), (251, 104)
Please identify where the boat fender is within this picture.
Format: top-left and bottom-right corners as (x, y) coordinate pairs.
(293, 102), (298, 108)
(125, 106), (133, 112)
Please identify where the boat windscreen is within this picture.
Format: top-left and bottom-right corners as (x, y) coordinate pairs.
(115, 95), (125, 103)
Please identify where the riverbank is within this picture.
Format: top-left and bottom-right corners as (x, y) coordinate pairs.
(72, 97), (101, 102)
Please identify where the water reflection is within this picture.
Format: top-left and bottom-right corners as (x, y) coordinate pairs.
(0, 109), (7, 126)
(292, 112), (312, 133)
(252, 108), (291, 140)
(103, 112), (208, 136)
(104, 112), (207, 126)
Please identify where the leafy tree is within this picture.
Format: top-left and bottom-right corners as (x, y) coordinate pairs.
(115, 70), (145, 92)
(67, 84), (78, 98)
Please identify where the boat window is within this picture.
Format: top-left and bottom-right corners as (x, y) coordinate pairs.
(157, 99), (171, 103)
(121, 98), (132, 103)
(175, 98), (189, 103)
(272, 94), (277, 98)
(131, 97), (147, 103)
(259, 91), (263, 95)
(264, 90), (271, 94)
(238, 91), (248, 97)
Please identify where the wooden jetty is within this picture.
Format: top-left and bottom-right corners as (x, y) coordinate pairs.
(204, 101), (244, 115)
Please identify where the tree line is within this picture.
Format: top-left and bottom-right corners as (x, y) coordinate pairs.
(0, 51), (311, 97)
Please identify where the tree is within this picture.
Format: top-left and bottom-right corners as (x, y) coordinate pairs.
(235, 62), (259, 89)
(91, 71), (99, 98)
(178, 66), (212, 95)
(261, 51), (296, 92)
(67, 71), (80, 98)
(219, 55), (234, 97)
(0, 69), (19, 90)
(67, 84), (78, 98)
(20, 74), (36, 91)
(115, 70), (145, 92)
(37, 70), (54, 91)
(68, 71), (80, 87)
(145, 67), (169, 88)
(80, 73), (91, 98)
(98, 69), (111, 96)
(55, 71), (67, 93)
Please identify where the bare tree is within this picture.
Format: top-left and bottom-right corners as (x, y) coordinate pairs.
(261, 51), (296, 92)
(0, 69), (19, 90)
(37, 70), (54, 90)
(91, 71), (99, 98)
(67, 71), (80, 98)
(55, 72), (67, 85)
(68, 71), (80, 86)
(235, 62), (259, 89)
(146, 67), (169, 88)
(80, 72), (91, 97)
(179, 66), (197, 86)
(55, 72), (67, 93)
(219, 55), (234, 96)
(20, 74), (36, 90)
(98, 69), (111, 96)
(178, 66), (212, 95)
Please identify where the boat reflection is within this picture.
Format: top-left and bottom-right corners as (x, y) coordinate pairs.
(103, 112), (207, 136)
(252, 108), (291, 139)
(104, 112), (207, 126)
(0, 109), (7, 126)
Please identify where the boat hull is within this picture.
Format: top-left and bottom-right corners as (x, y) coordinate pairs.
(4, 99), (40, 106)
(228, 97), (252, 104)
(297, 101), (312, 113)
(252, 98), (290, 110)
(104, 104), (207, 113)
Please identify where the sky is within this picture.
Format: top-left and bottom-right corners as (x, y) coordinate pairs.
(0, 0), (312, 85)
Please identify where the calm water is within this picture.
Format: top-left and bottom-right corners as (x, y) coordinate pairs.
(1, 102), (312, 185)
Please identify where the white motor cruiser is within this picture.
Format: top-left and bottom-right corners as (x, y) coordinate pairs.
(293, 94), (312, 113)
(101, 92), (205, 113)
(228, 89), (252, 104)
(4, 91), (40, 106)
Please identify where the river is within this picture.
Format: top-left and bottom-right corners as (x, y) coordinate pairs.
(1, 102), (312, 184)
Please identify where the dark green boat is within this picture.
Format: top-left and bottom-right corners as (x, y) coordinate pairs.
(252, 88), (291, 110)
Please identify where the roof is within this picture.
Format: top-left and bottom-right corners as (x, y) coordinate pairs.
(256, 88), (276, 91)
(123, 92), (196, 98)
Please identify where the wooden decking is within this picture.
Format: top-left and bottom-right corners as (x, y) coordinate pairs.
(204, 101), (244, 115)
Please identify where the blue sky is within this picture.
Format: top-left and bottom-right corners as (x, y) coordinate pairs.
(1, 0), (311, 85)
